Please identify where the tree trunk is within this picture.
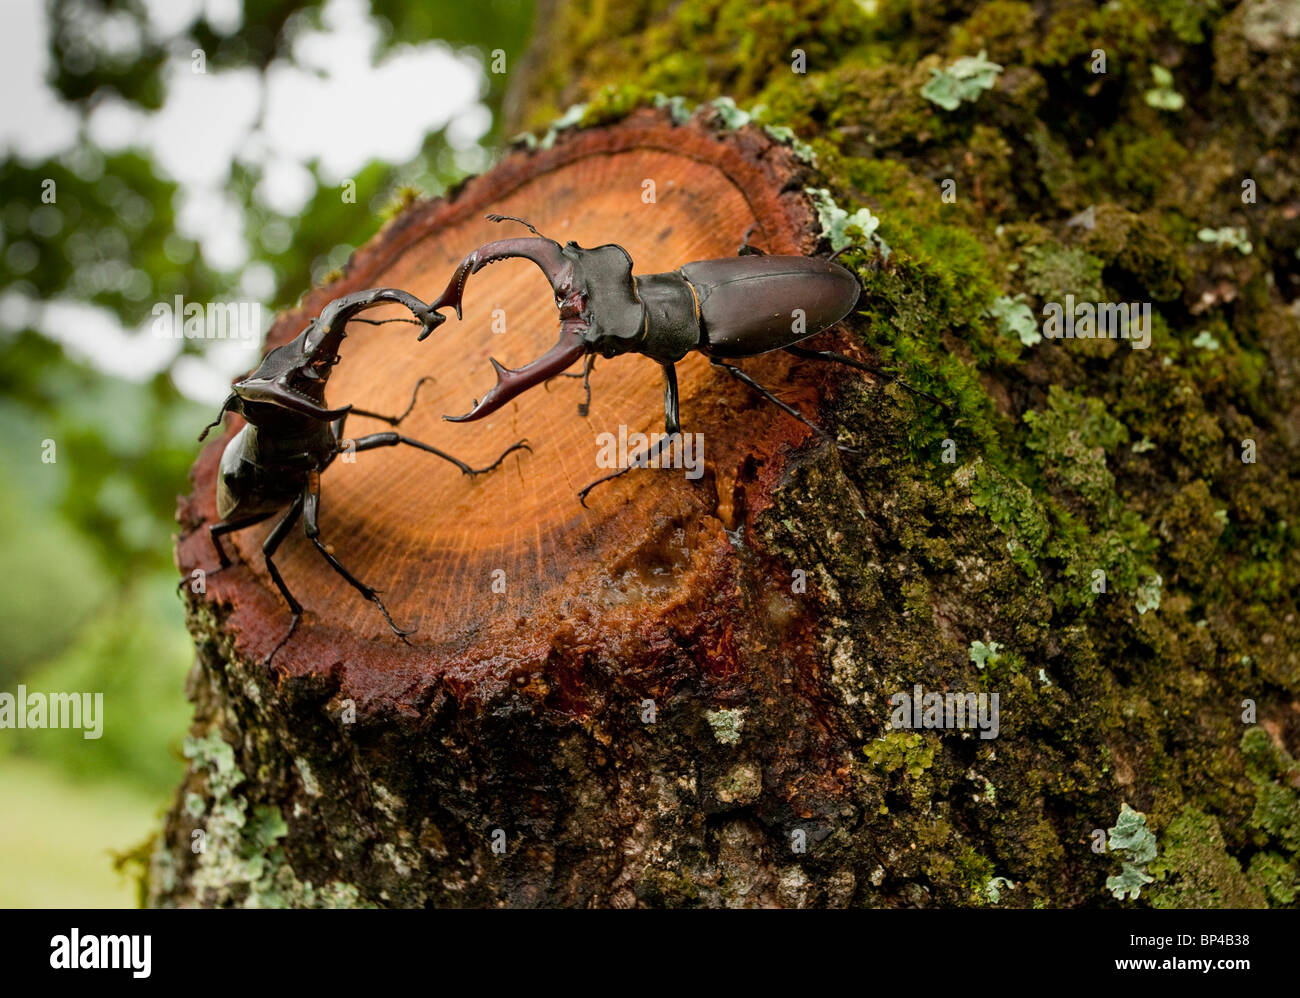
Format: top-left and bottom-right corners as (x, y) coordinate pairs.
(151, 1), (1300, 908)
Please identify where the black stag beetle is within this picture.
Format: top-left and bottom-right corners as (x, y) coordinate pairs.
(420, 215), (940, 504)
(197, 287), (529, 662)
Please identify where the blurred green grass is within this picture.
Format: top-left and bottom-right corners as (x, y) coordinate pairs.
(0, 756), (165, 907)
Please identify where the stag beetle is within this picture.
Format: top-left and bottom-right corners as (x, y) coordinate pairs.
(422, 215), (939, 503)
(198, 287), (529, 662)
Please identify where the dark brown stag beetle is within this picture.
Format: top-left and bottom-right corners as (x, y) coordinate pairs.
(420, 214), (940, 503)
(198, 287), (529, 662)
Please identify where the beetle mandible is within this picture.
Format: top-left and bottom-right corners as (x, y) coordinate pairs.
(198, 287), (529, 662)
(421, 214), (939, 503)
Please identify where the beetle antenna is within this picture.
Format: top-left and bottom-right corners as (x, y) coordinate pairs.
(346, 316), (422, 326)
(199, 393), (237, 441)
(486, 213), (546, 238)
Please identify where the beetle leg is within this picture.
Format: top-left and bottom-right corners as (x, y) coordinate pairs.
(347, 376), (435, 425)
(711, 359), (859, 453)
(189, 512), (274, 595)
(552, 354), (596, 416)
(206, 511), (275, 571)
(784, 346), (946, 408)
(663, 362), (681, 434)
(577, 362), (681, 506)
(578, 353), (595, 416)
(262, 495), (305, 666)
(301, 472), (414, 644)
(344, 432), (530, 476)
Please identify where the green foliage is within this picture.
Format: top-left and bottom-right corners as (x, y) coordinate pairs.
(0, 152), (216, 317)
(0, 333), (206, 579)
(3, 575), (193, 794)
(921, 51), (1003, 111)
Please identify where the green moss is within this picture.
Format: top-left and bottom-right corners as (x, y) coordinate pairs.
(1147, 809), (1266, 908)
(957, 458), (1050, 575)
(1025, 385), (1129, 510)
(951, 845), (997, 903)
(865, 731), (936, 779)
(1021, 244), (1106, 302)
(1247, 851), (1298, 905)
(1242, 728), (1300, 855)
(949, 2), (1038, 63)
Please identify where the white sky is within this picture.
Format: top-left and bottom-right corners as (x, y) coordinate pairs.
(0, 0), (490, 403)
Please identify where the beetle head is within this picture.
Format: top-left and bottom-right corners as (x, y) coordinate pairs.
(429, 222), (644, 422)
(199, 288), (441, 437)
(227, 317), (350, 426)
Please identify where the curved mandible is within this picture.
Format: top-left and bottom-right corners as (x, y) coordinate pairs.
(420, 223), (574, 338)
(309, 287), (443, 350)
(443, 322), (588, 423)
